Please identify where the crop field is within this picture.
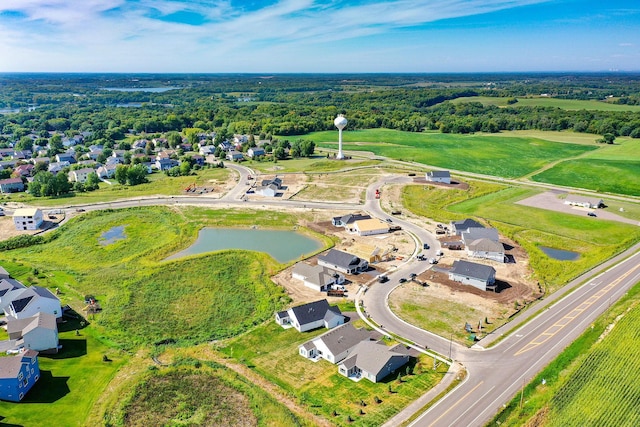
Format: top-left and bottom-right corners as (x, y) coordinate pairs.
(218, 322), (447, 426)
(294, 129), (596, 178)
(492, 282), (640, 427)
(450, 96), (640, 112)
(531, 139), (640, 196)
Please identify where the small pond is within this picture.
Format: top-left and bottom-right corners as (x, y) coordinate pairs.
(99, 226), (126, 246)
(539, 246), (580, 261)
(166, 228), (323, 263)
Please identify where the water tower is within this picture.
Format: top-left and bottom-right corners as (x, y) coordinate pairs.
(334, 114), (347, 160)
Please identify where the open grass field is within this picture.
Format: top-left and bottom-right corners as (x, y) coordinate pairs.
(104, 366), (309, 427)
(0, 167), (232, 207)
(0, 320), (127, 427)
(402, 183), (640, 291)
(218, 321), (447, 427)
(248, 155), (382, 174)
(450, 96), (640, 112)
(492, 281), (640, 427)
(293, 168), (382, 203)
(531, 138), (640, 196)
(293, 129), (596, 178)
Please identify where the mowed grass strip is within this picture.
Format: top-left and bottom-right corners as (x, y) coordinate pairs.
(218, 322), (446, 426)
(532, 158), (640, 196)
(451, 96), (640, 112)
(295, 128), (595, 178)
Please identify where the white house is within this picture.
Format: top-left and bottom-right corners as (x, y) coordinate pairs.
(299, 323), (371, 364)
(292, 263), (345, 292)
(12, 208), (43, 231)
(426, 170), (451, 184)
(6, 312), (59, 353)
(68, 167), (95, 183)
(338, 341), (410, 383)
(247, 147), (265, 158)
(226, 150), (244, 162)
(451, 218), (484, 236)
(461, 228), (500, 245)
(466, 239), (505, 263)
(564, 195), (604, 209)
(352, 218), (389, 237)
(317, 249), (368, 275)
(3, 286), (62, 320)
(448, 260), (497, 291)
(96, 164), (118, 179)
(275, 299), (344, 332)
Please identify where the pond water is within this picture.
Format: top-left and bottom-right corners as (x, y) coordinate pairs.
(102, 87), (181, 92)
(539, 246), (580, 261)
(99, 226), (126, 246)
(166, 228), (323, 263)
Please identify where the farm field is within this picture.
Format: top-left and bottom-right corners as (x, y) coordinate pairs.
(492, 281), (640, 427)
(0, 167), (233, 207)
(450, 96), (640, 112)
(294, 128), (596, 178)
(217, 321), (447, 427)
(531, 138), (640, 196)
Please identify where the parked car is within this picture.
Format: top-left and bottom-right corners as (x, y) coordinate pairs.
(587, 212), (597, 217)
(428, 258), (438, 264)
(386, 218), (393, 223)
(399, 278), (407, 283)
(423, 243), (430, 250)
(377, 275), (389, 283)
(409, 273), (417, 279)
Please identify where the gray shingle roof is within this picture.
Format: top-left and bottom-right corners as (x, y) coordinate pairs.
(314, 323), (371, 358)
(462, 228), (500, 243)
(340, 341), (408, 377)
(427, 170), (450, 178)
(289, 299), (332, 326)
(450, 260), (496, 282)
(318, 249), (361, 269)
(452, 218), (484, 232)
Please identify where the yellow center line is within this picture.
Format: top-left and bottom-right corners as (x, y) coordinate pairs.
(515, 263), (640, 356)
(427, 381), (485, 427)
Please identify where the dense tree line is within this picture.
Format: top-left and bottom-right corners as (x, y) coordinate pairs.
(1, 74), (639, 145)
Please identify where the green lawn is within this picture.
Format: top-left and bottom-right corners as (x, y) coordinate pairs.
(247, 155), (382, 173)
(218, 322), (447, 427)
(0, 322), (126, 427)
(292, 129), (596, 178)
(451, 96), (640, 112)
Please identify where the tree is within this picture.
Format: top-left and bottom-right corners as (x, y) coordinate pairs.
(85, 172), (100, 191)
(167, 131), (182, 148)
(127, 164), (148, 185)
(179, 161), (192, 176)
(273, 146), (287, 160)
(115, 165), (128, 185)
(16, 136), (34, 152)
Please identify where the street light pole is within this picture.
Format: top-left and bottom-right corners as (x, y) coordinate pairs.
(449, 332), (453, 360)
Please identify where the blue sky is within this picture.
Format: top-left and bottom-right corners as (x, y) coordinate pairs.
(0, 0), (638, 72)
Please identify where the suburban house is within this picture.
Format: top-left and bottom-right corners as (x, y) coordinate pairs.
(6, 312), (59, 353)
(451, 218), (485, 236)
(55, 153), (76, 164)
(352, 218), (389, 236)
(338, 341), (410, 383)
(332, 213), (371, 229)
(12, 208), (44, 231)
(155, 158), (179, 171)
(299, 323), (372, 364)
(199, 145), (216, 156)
(317, 249), (369, 275)
(48, 161), (70, 174)
(0, 279), (27, 314)
(461, 228), (500, 245)
(68, 167), (95, 183)
(247, 147), (265, 158)
(426, 170), (451, 184)
(0, 178), (25, 194)
(226, 150), (244, 162)
(96, 164), (118, 179)
(275, 299), (344, 332)
(564, 195), (605, 209)
(256, 177), (282, 197)
(292, 263), (345, 292)
(466, 239), (505, 263)
(0, 349), (40, 402)
(12, 164), (34, 177)
(3, 285), (62, 321)
(448, 260), (497, 291)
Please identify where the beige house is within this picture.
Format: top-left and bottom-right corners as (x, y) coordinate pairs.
(353, 218), (389, 236)
(12, 208), (43, 231)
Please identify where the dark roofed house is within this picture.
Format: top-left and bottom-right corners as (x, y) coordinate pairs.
(276, 299), (344, 332)
(0, 349), (40, 402)
(448, 260), (497, 291)
(3, 285), (62, 320)
(338, 340), (410, 383)
(0, 266), (10, 280)
(317, 249), (368, 275)
(451, 218), (484, 235)
(332, 213), (371, 228)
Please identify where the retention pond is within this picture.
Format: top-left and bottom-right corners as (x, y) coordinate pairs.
(166, 228), (323, 263)
(539, 246), (580, 261)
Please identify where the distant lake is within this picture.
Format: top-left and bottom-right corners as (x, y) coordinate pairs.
(116, 103), (143, 108)
(102, 87), (181, 93)
(166, 228), (323, 263)
(539, 246), (580, 261)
